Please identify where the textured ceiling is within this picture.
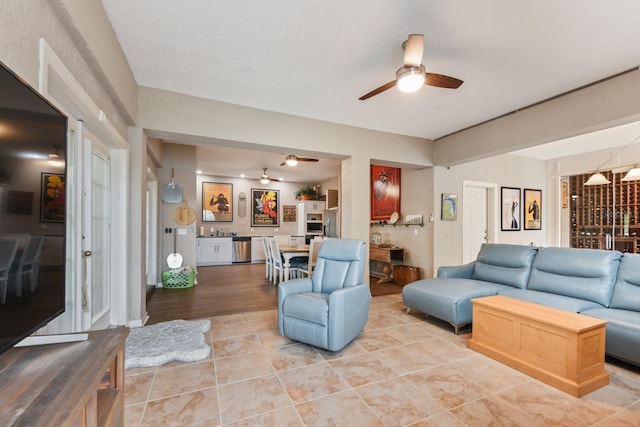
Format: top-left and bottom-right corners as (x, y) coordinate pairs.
(102, 1), (640, 180)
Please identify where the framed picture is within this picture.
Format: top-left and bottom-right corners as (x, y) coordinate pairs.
(441, 193), (458, 221)
(370, 165), (401, 221)
(40, 173), (65, 222)
(251, 188), (279, 227)
(282, 204), (297, 222)
(524, 188), (542, 230)
(501, 186), (521, 231)
(7, 191), (33, 215)
(202, 182), (233, 222)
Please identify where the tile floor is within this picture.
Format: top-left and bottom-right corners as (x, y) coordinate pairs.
(124, 294), (640, 426)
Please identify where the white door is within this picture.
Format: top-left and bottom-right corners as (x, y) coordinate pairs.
(82, 130), (112, 330)
(463, 182), (498, 263)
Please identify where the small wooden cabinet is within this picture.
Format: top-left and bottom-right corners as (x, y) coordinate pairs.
(369, 245), (404, 283)
(0, 328), (128, 426)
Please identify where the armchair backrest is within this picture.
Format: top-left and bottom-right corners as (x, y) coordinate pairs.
(311, 239), (366, 293)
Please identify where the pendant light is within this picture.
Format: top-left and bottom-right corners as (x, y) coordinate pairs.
(584, 172), (611, 186)
(622, 166), (640, 181)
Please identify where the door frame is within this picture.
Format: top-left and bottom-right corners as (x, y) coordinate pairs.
(462, 180), (499, 261)
(38, 38), (129, 331)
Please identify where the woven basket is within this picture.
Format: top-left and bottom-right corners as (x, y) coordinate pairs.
(161, 270), (196, 289)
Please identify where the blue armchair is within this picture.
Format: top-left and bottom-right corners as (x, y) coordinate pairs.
(278, 239), (370, 351)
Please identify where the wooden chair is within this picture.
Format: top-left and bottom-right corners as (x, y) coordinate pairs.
(298, 238), (323, 277)
(0, 237), (20, 304)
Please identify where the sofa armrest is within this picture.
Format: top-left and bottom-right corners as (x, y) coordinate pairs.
(327, 284), (371, 350)
(278, 278), (313, 334)
(437, 262), (475, 279)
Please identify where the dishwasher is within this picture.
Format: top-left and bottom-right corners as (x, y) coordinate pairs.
(232, 236), (252, 263)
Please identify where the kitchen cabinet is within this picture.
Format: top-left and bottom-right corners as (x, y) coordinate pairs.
(297, 201), (324, 238)
(290, 235), (305, 245)
(197, 237), (233, 265)
(251, 236), (266, 263)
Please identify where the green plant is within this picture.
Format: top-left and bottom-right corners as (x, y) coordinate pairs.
(295, 185), (317, 199)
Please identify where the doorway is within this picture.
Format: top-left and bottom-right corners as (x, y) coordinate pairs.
(462, 181), (499, 263)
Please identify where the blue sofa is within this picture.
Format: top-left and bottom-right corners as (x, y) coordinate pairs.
(402, 243), (640, 367)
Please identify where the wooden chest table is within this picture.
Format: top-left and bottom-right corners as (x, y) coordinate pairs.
(468, 295), (608, 397)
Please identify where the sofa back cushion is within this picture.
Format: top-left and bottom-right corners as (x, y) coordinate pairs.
(471, 244), (537, 289)
(527, 247), (620, 306)
(610, 253), (640, 311)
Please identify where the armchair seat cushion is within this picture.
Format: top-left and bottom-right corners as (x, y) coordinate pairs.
(283, 292), (330, 325)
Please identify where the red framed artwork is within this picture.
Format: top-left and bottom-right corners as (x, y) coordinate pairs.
(370, 165), (401, 221)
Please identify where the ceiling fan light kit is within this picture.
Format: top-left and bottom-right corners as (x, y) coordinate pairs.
(396, 65), (426, 93)
(284, 155), (298, 166)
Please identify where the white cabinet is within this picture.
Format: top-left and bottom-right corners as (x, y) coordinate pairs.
(197, 237), (232, 265)
(251, 236), (266, 263)
(290, 235), (305, 245)
(297, 201), (324, 238)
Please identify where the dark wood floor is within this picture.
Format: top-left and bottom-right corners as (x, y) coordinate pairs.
(146, 263), (402, 324)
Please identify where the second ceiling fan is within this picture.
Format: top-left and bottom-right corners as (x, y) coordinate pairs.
(281, 154), (319, 166)
(359, 34), (463, 100)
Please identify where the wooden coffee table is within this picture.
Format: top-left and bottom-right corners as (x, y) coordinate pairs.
(468, 295), (609, 397)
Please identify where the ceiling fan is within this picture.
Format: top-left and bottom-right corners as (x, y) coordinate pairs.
(258, 167), (280, 184)
(280, 154), (319, 166)
(359, 34), (463, 101)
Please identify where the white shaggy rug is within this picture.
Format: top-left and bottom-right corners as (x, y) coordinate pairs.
(125, 319), (211, 369)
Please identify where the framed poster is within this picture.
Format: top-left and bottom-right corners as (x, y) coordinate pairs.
(370, 165), (401, 221)
(441, 193), (458, 221)
(40, 173), (65, 222)
(202, 182), (233, 222)
(7, 191), (33, 215)
(251, 188), (279, 227)
(524, 188), (542, 230)
(501, 187), (521, 231)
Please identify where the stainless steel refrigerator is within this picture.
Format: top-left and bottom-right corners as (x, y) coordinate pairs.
(323, 209), (339, 238)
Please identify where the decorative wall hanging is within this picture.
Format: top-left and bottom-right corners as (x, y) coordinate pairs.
(202, 182), (232, 222)
(524, 188), (542, 230)
(238, 192), (246, 217)
(7, 190), (33, 215)
(441, 193), (458, 221)
(501, 186), (521, 231)
(251, 188), (279, 227)
(370, 165), (401, 221)
(282, 204), (297, 222)
(40, 173), (64, 222)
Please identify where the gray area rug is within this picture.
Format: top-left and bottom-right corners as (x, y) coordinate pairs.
(125, 319), (211, 369)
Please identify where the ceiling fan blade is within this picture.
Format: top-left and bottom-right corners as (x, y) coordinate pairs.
(403, 34), (424, 67)
(359, 80), (397, 100)
(425, 73), (463, 89)
(297, 157), (318, 162)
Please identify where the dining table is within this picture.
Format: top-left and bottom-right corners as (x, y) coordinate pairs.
(278, 244), (310, 280)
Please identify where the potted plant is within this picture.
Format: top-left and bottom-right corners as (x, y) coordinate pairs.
(295, 185), (317, 200)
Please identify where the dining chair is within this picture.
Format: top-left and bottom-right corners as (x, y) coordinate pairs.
(261, 237), (273, 282)
(268, 237), (285, 284)
(12, 235), (46, 297)
(0, 237), (20, 304)
(298, 238), (323, 277)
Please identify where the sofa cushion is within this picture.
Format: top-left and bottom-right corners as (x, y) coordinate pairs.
(582, 307), (640, 366)
(499, 289), (603, 312)
(526, 247), (620, 306)
(471, 244), (538, 289)
(282, 292), (329, 325)
(609, 253), (640, 311)
(403, 278), (499, 327)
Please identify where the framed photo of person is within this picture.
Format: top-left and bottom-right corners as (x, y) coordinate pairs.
(524, 188), (542, 230)
(501, 186), (521, 231)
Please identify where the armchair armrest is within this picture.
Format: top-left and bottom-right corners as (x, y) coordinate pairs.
(437, 261), (475, 279)
(327, 284), (371, 351)
(278, 277), (313, 334)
